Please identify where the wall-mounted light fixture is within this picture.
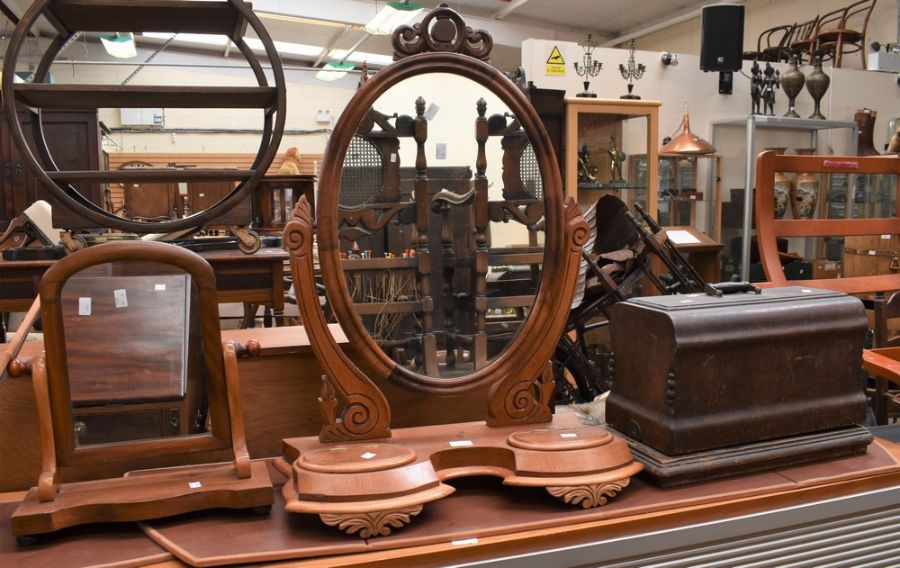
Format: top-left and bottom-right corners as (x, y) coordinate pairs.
(661, 52), (678, 67)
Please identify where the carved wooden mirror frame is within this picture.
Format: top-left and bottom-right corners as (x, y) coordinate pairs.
(12, 241), (271, 538)
(286, 5), (588, 439)
(280, 5), (639, 539)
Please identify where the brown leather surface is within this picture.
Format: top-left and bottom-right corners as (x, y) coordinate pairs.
(0, 501), (172, 568)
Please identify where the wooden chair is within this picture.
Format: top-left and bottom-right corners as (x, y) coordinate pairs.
(788, 17), (821, 64)
(871, 291), (900, 423)
(754, 150), (900, 293)
(743, 24), (796, 62)
(813, 0), (877, 68)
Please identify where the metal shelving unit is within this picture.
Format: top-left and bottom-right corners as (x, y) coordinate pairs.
(710, 115), (858, 280)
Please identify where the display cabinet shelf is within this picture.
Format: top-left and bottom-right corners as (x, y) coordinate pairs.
(564, 98), (660, 217)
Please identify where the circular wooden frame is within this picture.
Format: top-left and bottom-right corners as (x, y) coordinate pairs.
(318, 52), (564, 393)
(1, 0), (286, 233)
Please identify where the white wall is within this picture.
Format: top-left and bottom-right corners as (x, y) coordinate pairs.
(637, 0), (899, 67)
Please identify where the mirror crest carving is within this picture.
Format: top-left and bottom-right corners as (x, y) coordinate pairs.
(392, 3), (492, 62)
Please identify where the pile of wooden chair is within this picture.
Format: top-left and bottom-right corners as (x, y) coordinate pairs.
(741, 0), (876, 68)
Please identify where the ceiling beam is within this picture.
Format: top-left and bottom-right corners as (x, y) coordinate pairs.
(249, 0), (583, 49)
(493, 0), (530, 20)
(601, 1), (743, 48)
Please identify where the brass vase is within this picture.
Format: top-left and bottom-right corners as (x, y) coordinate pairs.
(781, 53), (805, 118)
(767, 147), (790, 219)
(805, 55), (829, 120)
(791, 148), (819, 219)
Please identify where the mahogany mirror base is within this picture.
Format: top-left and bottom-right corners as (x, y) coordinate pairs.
(11, 460), (273, 539)
(277, 413), (642, 538)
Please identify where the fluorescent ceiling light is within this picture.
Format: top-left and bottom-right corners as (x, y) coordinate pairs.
(328, 49), (393, 66)
(364, 1), (424, 35)
(315, 61), (354, 82)
(141, 33), (323, 58)
(101, 32), (137, 59)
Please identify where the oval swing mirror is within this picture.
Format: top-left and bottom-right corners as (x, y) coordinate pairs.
(317, 13), (572, 394)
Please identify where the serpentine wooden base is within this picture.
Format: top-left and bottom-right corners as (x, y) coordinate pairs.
(278, 413), (641, 537)
(616, 425), (874, 487)
(11, 461), (273, 537)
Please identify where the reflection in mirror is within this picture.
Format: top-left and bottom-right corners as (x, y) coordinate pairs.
(61, 260), (206, 446)
(337, 73), (545, 378)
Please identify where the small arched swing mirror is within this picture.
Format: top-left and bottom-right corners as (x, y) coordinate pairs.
(332, 72), (549, 380)
(11, 241), (271, 541)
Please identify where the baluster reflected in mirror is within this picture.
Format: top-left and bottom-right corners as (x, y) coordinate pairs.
(336, 73), (545, 379)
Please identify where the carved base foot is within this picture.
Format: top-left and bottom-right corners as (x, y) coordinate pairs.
(547, 478), (630, 509)
(319, 504), (423, 538)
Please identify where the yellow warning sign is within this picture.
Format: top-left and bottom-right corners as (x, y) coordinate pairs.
(545, 46), (566, 76)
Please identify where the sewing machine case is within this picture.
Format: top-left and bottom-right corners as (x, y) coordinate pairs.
(606, 286), (873, 485)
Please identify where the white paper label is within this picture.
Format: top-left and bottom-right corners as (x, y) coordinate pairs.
(560, 432), (578, 438)
(424, 102), (439, 121)
(667, 229), (701, 245)
(449, 440), (473, 447)
(114, 289), (128, 308)
(881, 234), (892, 240)
(188, 481), (202, 489)
(78, 297), (91, 316)
(801, 289), (813, 293)
(390, 152), (397, 163)
(154, 283), (166, 291)
(452, 537), (479, 546)
(198, 192), (205, 197)
(360, 452), (376, 460)
(824, 262), (836, 270)
(869, 250), (877, 256)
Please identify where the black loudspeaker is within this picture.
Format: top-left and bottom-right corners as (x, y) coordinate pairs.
(700, 4), (745, 72)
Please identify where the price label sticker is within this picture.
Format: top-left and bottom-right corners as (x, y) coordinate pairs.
(560, 432), (578, 438)
(869, 250), (877, 256)
(114, 289), (128, 308)
(360, 452), (376, 460)
(155, 283), (166, 291)
(449, 440), (473, 447)
(78, 297), (91, 316)
(881, 234), (892, 240)
(188, 481), (202, 489)
(452, 537), (479, 546)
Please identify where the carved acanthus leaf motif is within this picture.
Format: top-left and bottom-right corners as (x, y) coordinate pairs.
(487, 360), (554, 427)
(285, 196), (314, 258)
(547, 478), (631, 509)
(565, 197), (590, 252)
(319, 505), (423, 538)
(339, 203), (410, 233)
(392, 4), (492, 62)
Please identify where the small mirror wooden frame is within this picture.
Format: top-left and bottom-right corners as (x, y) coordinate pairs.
(11, 241), (272, 540)
(279, 4), (640, 539)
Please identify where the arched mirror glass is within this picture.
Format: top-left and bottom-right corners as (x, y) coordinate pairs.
(60, 260), (207, 446)
(336, 73), (546, 378)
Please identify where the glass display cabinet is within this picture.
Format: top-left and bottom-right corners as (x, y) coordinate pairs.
(564, 98), (660, 218)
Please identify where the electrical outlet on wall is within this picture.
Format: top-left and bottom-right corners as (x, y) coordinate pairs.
(436, 143), (447, 160)
(316, 109), (332, 124)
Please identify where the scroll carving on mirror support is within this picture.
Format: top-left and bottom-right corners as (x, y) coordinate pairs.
(285, 197), (392, 442)
(487, 198), (589, 427)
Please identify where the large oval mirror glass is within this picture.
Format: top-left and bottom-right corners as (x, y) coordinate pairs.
(335, 73), (545, 378)
(60, 260), (207, 446)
